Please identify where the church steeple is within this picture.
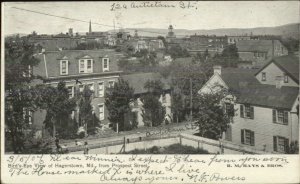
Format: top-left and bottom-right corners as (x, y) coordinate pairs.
(89, 20), (92, 33)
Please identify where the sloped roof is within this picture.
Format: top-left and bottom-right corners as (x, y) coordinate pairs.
(272, 55), (299, 83)
(236, 40), (281, 52)
(122, 72), (171, 94)
(254, 55), (299, 83)
(221, 68), (260, 91)
(220, 67), (298, 110)
(236, 85), (299, 110)
(34, 49), (123, 78)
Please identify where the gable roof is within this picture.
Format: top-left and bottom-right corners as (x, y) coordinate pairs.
(236, 85), (299, 110)
(203, 67), (299, 110)
(122, 72), (171, 94)
(220, 68), (260, 92)
(236, 40), (281, 52)
(255, 55), (299, 83)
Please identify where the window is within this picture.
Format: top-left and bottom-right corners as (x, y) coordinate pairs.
(240, 104), (254, 119)
(284, 73), (288, 83)
(28, 65), (32, 77)
(79, 59), (93, 73)
(67, 86), (74, 98)
(108, 81), (115, 88)
(261, 72), (266, 81)
(79, 60), (85, 73)
(98, 82), (104, 97)
(60, 60), (68, 75)
(87, 83), (94, 92)
(23, 65), (32, 77)
(79, 84), (84, 92)
(273, 109), (288, 125)
(87, 60), (92, 71)
(241, 129), (255, 146)
(225, 103), (234, 116)
(273, 136), (289, 153)
(102, 58), (109, 72)
(98, 104), (104, 120)
(23, 108), (33, 125)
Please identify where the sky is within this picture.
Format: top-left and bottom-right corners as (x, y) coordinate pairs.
(3, 1), (300, 35)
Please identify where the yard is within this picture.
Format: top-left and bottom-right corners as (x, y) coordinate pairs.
(124, 143), (209, 154)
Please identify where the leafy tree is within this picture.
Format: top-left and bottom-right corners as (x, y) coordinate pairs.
(211, 44), (239, 67)
(5, 40), (41, 153)
(171, 90), (185, 123)
(141, 80), (166, 127)
(105, 79), (134, 131)
(37, 82), (77, 138)
(170, 61), (214, 120)
(157, 36), (167, 47)
(193, 88), (233, 140)
(167, 45), (190, 59)
(77, 86), (100, 135)
(280, 37), (299, 54)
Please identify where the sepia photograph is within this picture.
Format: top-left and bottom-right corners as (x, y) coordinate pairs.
(1, 1), (299, 183)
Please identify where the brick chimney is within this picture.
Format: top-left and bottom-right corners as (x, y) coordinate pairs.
(213, 65), (222, 75)
(275, 76), (283, 89)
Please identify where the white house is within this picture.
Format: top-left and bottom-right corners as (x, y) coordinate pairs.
(199, 55), (299, 153)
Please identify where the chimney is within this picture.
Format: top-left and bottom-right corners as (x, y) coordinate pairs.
(213, 65), (222, 75)
(275, 76), (283, 89)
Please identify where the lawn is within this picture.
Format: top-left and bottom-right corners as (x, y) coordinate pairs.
(124, 143), (209, 154)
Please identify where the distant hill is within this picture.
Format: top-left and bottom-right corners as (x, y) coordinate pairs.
(109, 23), (299, 39)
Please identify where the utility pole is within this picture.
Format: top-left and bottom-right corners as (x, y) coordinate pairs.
(190, 78), (193, 122)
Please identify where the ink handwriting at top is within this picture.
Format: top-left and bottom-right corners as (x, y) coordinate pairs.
(110, 1), (198, 11)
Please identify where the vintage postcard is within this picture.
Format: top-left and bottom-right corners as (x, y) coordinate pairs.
(1, 1), (299, 183)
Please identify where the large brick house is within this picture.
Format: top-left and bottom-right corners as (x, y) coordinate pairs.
(236, 40), (288, 68)
(30, 49), (124, 133)
(199, 55), (299, 153)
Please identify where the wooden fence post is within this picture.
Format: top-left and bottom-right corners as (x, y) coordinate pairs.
(123, 137), (126, 153)
(179, 135), (182, 145)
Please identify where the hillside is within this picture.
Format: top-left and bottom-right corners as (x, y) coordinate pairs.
(110, 23), (299, 39)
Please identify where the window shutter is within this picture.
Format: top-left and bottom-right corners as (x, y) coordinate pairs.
(241, 129), (244, 144)
(283, 111), (288, 125)
(272, 109), (277, 123)
(250, 131), (255, 146)
(250, 106), (254, 119)
(229, 104), (234, 117)
(240, 105), (244, 118)
(284, 138), (289, 153)
(273, 136), (277, 152)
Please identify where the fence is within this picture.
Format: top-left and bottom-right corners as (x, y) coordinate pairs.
(69, 133), (179, 154)
(68, 132), (270, 154)
(179, 133), (270, 154)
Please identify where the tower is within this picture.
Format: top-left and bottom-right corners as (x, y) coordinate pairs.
(89, 20), (92, 33)
(167, 25), (175, 38)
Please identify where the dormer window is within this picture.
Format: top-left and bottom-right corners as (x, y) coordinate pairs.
(60, 60), (68, 75)
(102, 58), (109, 72)
(79, 59), (93, 73)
